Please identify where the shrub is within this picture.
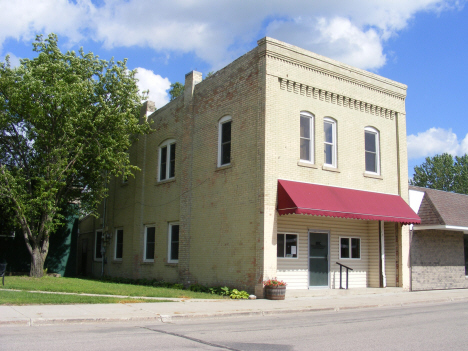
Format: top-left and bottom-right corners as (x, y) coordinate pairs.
(229, 289), (249, 299)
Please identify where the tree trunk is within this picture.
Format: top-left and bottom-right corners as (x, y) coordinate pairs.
(30, 246), (47, 277)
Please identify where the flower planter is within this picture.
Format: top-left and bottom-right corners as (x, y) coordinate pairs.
(264, 285), (286, 300)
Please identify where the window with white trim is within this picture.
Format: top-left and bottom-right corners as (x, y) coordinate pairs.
(324, 117), (337, 167)
(159, 139), (176, 181)
(218, 116), (232, 166)
(340, 237), (361, 259)
(114, 229), (123, 260)
(300, 112), (314, 163)
(94, 230), (103, 261)
(168, 223), (179, 263)
(365, 127), (380, 174)
(144, 226), (155, 261)
(277, 233), (298, 258)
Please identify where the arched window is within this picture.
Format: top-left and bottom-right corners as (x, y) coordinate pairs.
(365, 127), (380, 174)
(158, 139), (176, 181)
(218, 116), (232, 166)
(324, 117), (337, 167)
(300, 112), (314, 163)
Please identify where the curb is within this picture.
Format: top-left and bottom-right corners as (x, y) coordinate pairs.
(2, 294), (468, 326)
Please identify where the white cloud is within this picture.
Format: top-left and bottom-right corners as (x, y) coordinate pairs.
(407, 127), (468, 159)
(266, 17), (386, 70)
(0, 0), (90, 53)
(0, 0), (463, 70)
(134, 67), (171, 108)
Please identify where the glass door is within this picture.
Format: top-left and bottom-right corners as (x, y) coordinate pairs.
(309, 232), (329, 287)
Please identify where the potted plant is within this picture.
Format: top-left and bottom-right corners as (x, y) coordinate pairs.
(263, 278), (287, 300)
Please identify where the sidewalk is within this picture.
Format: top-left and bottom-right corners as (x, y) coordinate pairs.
(2, 288), (468, 326)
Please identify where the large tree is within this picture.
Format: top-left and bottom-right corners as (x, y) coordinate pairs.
(0, 34), (149, 277)
(411, 153), (468, 194)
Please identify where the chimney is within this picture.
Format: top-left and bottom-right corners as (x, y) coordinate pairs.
(184, 71), (202, 104)
(140, 100), (156, 123)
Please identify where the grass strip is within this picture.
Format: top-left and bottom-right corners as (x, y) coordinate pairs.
(0, 290), (171, 305)
(0, 276), (222, 299)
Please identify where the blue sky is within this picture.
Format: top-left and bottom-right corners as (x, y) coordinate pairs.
(1, 0), (467, 178)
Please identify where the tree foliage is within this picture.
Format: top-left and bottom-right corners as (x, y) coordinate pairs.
(0, 34), (150, 277)
(169, 82), (184, 100)
(411, 153), (468, 194)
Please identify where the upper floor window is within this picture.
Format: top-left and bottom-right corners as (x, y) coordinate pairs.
(300, 112), (314, 163)
(365, 127), (380, 174)
(159, 139), (176, 181)
(218, 116), (232, 166)
(324, 117), (337, 167)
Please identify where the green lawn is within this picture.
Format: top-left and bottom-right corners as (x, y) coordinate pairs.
(0, 276), (223, 300)
(0, 290), (166, 305)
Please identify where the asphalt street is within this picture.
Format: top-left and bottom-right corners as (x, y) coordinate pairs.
(2, 300), (468, 351)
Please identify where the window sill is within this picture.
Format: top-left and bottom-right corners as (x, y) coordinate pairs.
(156, 178), (176, 186)
(140, 261), (154, 265)
(112, 259), (123, 264)
(216, 163), (233, 172)
(322, 165), (340, 173)
(338, 258), (361, 260)
(277, 257), (298, 259)
(364, 172), (383, 180)
(298, 161), (318, 169)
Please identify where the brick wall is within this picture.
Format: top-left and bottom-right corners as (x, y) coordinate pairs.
(79, 37), (413, 294)
(261, 38), (410, 289)
(411, 229), (468, 290)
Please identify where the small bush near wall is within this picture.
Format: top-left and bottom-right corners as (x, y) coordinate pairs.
(98, 276), (249, 298)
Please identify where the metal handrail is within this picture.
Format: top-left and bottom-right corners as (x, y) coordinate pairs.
(336, 262), (353, 289)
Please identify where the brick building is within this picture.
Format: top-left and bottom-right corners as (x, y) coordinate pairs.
(409, 186), (468, 291)
(78, 38), (420, 296)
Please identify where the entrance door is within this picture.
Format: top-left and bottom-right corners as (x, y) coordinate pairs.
(309, 232), (329, 287)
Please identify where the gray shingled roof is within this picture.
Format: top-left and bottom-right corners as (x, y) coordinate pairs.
(409, 185), (468, 227)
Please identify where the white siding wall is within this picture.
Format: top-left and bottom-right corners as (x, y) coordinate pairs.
(277, 232), (308, 289)
(384, 222), (397, 287)
(277, 215), (381, 289)
(367, 221), (380, 287)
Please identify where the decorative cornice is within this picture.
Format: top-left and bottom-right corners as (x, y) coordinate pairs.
(258, 37), (407, 100)
(265, 53), (406, 101)
(277, 76), (397, 121)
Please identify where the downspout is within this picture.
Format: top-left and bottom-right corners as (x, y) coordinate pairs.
(409, 224), (413, 292)
(380, 221), (386, 288)
(101, 171), (108, 277)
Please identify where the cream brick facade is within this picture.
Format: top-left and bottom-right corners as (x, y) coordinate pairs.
(78, 38), (414, 295)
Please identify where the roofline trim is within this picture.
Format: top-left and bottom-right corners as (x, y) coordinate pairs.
(413, 224), (468, 233)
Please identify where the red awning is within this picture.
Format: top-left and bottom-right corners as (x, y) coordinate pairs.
(277, 180), (421, 225)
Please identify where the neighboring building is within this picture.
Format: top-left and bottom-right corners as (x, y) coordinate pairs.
(0, 213), (78, 277)
(409, 186), (468, 291)
(78, 37), (420, 296)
